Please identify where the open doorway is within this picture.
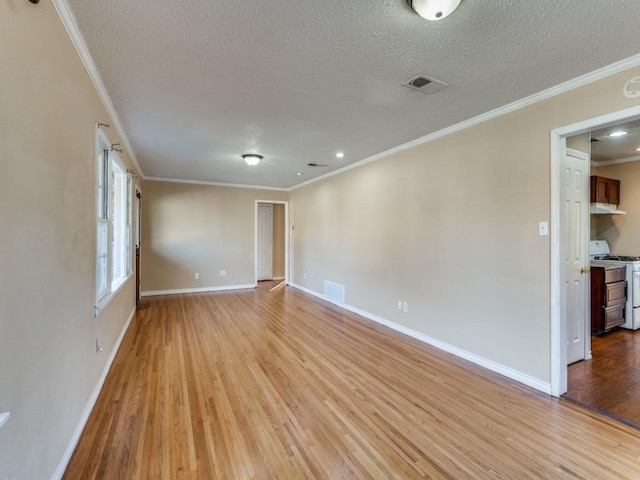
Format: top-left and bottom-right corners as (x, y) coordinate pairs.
(552, 104), (640, 428)
(255, 200), (289, 286)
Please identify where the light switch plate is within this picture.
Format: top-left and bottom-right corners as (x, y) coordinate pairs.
(539, 221), (549, 236)
(0, 412), (10, 429)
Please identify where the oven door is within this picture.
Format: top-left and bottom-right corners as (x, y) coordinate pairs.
(634, 270), (640, 308)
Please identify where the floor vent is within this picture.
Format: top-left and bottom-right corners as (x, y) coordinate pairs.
(323, 281), (345, 304)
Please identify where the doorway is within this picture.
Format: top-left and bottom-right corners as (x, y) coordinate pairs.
(254, 200), (289, 285)
(551, 104), (640, 400)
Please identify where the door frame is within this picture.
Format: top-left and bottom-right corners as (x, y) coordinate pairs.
(254, 200), (289, 287)
(550, 104), (640, 396)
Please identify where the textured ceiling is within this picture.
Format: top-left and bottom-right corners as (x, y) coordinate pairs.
(591, 118), (640, 163)
(65, 0), (640, 188)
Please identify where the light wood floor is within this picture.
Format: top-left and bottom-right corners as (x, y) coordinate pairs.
(566, 328), (640, 428)
(64, 282), (640, 479)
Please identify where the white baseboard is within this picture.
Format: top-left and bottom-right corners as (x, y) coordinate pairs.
(141, 284), (255, 297)
(289, 283), (551, 395)
(273, 276), (285, 281)
(51, 307), (136, 480)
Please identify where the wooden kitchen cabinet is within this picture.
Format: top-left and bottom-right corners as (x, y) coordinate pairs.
(590, 176), (620, 205)
(591, 266), (626, 335)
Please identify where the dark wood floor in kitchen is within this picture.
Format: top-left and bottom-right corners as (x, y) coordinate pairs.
(566, 328), (640, 428)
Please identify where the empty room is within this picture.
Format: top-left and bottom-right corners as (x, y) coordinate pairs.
(4, 1), (640, 479)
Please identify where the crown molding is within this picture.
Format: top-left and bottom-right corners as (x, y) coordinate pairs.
(47, 2), (640, 192)
(51, 0), (144, 178)
(144, 176), (289, 192)
(292, 52), (640, 191)
(592, 154), (640, 167)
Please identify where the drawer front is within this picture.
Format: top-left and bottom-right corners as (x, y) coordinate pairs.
(605, 268), (626, 284)
(604, 305), (625, 329)
(605, 281), (626, 306)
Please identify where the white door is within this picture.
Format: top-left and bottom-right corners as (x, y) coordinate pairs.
(257, 204), (273, 281)
(563, 148), (590, 364)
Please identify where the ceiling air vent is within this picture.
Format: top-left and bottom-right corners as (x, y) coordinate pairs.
(307, 163), (328, 168)
(402, 75), (449, 95)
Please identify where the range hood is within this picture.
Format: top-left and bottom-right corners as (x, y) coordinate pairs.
(590, 202), (627, 215)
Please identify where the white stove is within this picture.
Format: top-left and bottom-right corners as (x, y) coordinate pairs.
(590, 240), (640, 330)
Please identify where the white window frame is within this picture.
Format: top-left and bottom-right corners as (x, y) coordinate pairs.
(95, 128), (133, 315)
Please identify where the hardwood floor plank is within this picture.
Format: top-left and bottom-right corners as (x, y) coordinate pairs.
(567, 328), (640, 428)
(64, 283), (640, 479)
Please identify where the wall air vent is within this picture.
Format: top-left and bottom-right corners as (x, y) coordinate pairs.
(402, 75), (449, 95)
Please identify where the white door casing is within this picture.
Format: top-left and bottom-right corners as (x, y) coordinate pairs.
(562, 148), (590, 365)
(551, 105), (640, 397)
(257, 203), (273, 281)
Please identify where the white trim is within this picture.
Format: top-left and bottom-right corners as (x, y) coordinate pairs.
(290, 283), (551, 395)
(51, 0), (144, 178)
(550, 104), (640, 397)
(95, 274), (134, 316)
(550, 132), (564, 397)
(144, 176), (289, 192)
(552, 105), (640, 138)
(291, 54), (640, 191)
(254, 200), (290, 287)
(141, 284), (255, 297)
(273, 276), (286, 281)
(51, 307), (136, 480)
(592, 154), (640, 167)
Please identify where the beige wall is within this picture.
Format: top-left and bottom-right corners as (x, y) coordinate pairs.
(141, 181), (287, 292)
(593, 161), (640, 254)
(5, 3), (640, 478)
(273, 204), (286, 278)
(0, 2), (139, 479)
(290, 66), (640, 384)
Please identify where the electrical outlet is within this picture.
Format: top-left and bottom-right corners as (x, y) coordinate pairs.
(303, 273), (306, 279)
(194, 272), (200, 280)
(402, 302), (409, 313)
(219, 270), (226, 276)
(397, 300), (402, 310)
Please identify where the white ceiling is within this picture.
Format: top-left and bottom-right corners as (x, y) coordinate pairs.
(591, 118), (640, 163)
(64, 0), (640, 189)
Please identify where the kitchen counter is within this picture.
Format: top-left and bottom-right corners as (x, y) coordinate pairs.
(591, 261), (629, 270)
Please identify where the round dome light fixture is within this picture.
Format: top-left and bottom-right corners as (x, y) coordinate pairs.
(407, 0), (462, 20)
(242, 154), (263, 166)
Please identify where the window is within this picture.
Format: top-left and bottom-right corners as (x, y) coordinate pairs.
(95, 129), (132, 314)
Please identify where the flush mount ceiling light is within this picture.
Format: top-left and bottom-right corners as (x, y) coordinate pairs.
(609, 131), (628, 137)
(335, 152), (345, 159)
(242, 154), (262, 166)
(407, 0), (462, 20)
